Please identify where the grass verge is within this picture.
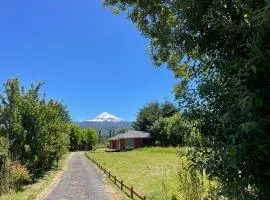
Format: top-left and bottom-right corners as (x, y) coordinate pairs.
(0, 152), (71, 200)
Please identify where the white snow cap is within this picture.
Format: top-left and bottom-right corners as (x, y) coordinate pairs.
(87, 112), (123, 122)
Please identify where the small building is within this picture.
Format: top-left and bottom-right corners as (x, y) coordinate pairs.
(108, 131), (151, 151)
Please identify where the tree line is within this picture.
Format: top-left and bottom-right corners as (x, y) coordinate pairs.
(133, 101), (199, 146)
(0, 79), (97, 193)
(69, 124), (98, 151)
(105, 0), (270, 199)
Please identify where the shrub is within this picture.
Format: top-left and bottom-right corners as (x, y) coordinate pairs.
(9, 161), (31, 190)
(174, 157), (219, 200)
(0, 136), (10, 194)
(0, 79), (70, 175)
(69, 125), (98, 151)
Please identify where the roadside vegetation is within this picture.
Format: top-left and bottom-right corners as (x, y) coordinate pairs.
(103, 0), (270, 199)
(69, 124), (98, 151)
(0, 79), (97, 197)
(87, 147), (218, 200)
(0, 153), (70, 200)
(133, 101), (200, 147)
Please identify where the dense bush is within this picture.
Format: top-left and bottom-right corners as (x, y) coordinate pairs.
(133, 102), (163, 133)
(69, 124), (98, 151)
(134, 102), (192, 146)
(133, 101), (185, 146)
(9, 161), (31, 190)
(0, 78), (70, 189)
(0, 137), (10, 194)
(104, 0), (270, 198)
(151, 113), (191, 146)
(174, 157), (219, 200)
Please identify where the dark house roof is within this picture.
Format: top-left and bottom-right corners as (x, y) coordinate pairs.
(108, 131), (151, 141)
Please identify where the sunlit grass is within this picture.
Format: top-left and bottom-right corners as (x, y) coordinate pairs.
(86, 147), (218, 200)
(86, 147), (183, 199)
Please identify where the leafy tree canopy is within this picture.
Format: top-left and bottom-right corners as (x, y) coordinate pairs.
(133, 102), (162, 132)
(133, 101), (178, 143)
(0, 78), (70, 174)
(104, 0), (270, 198)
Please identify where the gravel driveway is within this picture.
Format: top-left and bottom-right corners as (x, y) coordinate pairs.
(44, 152), (111, 200)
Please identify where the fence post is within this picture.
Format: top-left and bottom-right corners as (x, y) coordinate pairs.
(121, 180), (123, 190)
(131, 186), (133, 199)
(114, 176), (117, 184)
(143, 196), (146, 200)
(109, 171), (110, 179)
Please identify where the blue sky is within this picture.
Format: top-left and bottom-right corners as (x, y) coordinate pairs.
(0, 0), (176, 121)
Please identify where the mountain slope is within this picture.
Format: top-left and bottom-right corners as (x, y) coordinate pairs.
(87, 112), (123, 122)
(74, 112), (133, 135)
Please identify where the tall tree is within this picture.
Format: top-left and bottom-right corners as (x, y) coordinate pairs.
(160, 101), (178, 117)
(104, 0), (270, 198)
(133, 102), (161, 132)
(0, 78), (70, 173)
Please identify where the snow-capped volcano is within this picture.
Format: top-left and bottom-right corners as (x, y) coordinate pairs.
(74, 112), (132, 134)
(87, 112), (123, 122)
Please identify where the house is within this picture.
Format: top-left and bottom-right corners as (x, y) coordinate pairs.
(108, 131), (151, 151)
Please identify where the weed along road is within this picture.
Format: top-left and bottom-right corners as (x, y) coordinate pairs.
(44, 152), (112, 200)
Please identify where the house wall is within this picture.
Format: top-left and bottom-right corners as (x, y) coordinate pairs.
(135, 138), (142, 148)
(110, 138), (152, 150)
(110, 140), (117, 149)
(120, 139), (125, 150)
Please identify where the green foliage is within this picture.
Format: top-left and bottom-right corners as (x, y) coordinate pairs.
(104, 0), (270, 198)
(134, 101), (191, 146)
(151, 117), (169, 145)
(174, 158), (219, 200)
(0, 78), (70, 176)
(133, 102), (162, 132)
(151, 113), (192, 146)
(83, 128), (98, 150)
(133, 101), (180, 145)
(165, 114), (189, 146)
(160, 101), (178, 118)
(9, 161), (31, 191)
(68, 124), (98, 151)
(0, 137), (10, 194)
(69, 124), (84, 151)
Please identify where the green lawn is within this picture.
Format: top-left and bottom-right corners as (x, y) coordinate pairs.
(86, 147), (185, 200)
(0, 153), (71, 200)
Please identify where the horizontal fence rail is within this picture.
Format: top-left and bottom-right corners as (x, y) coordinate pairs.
(86, 154), (146, 200)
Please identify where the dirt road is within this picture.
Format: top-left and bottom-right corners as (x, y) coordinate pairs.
(44, 152), (112, 200)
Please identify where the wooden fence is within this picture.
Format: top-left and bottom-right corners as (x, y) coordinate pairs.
(86, 154), (146, 200)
